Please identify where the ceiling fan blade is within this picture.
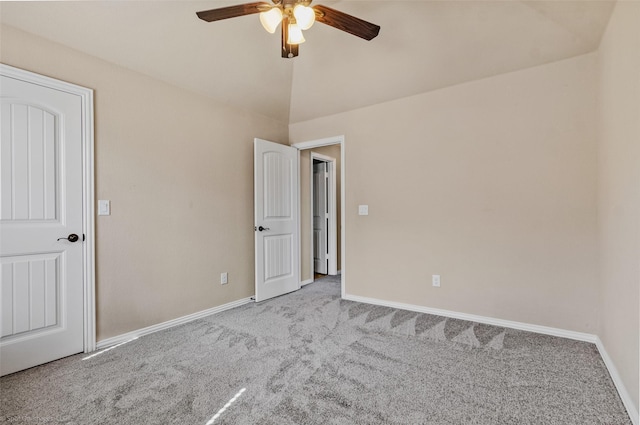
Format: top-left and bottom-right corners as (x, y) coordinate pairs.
(281, 15), (299, 58)
(196, 2), (270, 22)
(313, 5), (380, 41)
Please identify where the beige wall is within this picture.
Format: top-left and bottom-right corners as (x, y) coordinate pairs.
(597, 1), (640, 413)
(3, 10), (637, 412)
(0, 25), (289, 341)
(291, 53), (600, 333)
(299, 145), (342, 282)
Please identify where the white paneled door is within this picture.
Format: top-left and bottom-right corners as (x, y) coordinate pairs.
(254, 139), (299, 302)
(0, 73), (85, 375)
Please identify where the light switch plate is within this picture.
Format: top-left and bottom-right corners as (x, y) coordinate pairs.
(98, 200), (110, 216)
(358, 205), (369, 216)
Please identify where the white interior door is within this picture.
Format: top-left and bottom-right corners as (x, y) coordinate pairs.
(0, 73), (84, 375)
(313, 161), (328, 274)
(254, 139), (300, 302)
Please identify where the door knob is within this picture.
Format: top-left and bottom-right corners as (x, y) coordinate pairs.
(257, 226), (270, 232)
(57, 233), (79, 242)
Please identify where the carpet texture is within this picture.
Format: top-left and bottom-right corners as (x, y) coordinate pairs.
(0, 276), (632, 424)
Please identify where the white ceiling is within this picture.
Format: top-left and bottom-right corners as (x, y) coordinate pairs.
(0, 1), (615, 124)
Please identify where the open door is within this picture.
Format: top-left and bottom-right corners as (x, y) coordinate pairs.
(254, 139), (300, 302)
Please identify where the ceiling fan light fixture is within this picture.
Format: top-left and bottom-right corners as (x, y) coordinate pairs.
(259, 7), (283, 34)
(287, 23), (306, 44)
(293, 4), (315, 30)
(196, 2), (381, 59)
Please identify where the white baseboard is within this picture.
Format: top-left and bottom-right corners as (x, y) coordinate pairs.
(343, 293), (597, 342)
(96, 297), (253, 350)
(595, 337), (639, 425)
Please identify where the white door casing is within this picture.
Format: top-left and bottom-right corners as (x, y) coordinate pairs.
(254, 138), (300, 302)
(0, 65), (95, 375)
(313, 161), (328, 274)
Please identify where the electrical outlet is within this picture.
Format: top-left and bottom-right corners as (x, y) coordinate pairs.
(220, 272), (228, 285)
(432, 275), (441, 287)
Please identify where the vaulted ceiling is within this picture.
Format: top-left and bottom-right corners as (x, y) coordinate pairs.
(0, 1), (615, 124)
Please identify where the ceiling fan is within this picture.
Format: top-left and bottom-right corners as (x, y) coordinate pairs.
(196, 0), (381, 58)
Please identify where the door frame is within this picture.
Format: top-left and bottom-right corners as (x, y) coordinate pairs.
(310, 152), (337, 276)
(292, 136), (345, 298)
(1, 64), (96, 353)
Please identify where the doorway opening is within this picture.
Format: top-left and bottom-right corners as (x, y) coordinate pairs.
(293, 136), (344, 297)
(312, 153), (337, 279)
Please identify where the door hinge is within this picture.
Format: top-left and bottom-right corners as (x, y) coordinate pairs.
(83, 234), (86, 242)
